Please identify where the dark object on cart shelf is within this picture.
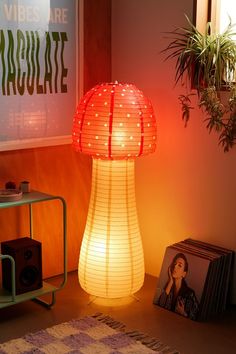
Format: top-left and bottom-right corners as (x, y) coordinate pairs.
(1, 237), (42, 295)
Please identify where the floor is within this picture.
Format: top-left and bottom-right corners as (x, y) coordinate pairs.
(0, 271), (236, 354)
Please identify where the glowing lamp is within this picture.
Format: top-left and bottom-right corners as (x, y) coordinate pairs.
(72, 82), (157, 298)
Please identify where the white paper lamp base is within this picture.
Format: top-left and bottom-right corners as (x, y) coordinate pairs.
(78, 159), (144, 298)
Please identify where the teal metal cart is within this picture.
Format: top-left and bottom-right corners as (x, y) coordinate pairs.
(0, 191), (67, 309)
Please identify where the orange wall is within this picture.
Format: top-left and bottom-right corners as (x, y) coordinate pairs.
(0, 0), (111, 279)
(111, 0), (236, 280)
(2, 0), (236, 297)
(84, 0), (111, 93)
(0, 146), (91, 278)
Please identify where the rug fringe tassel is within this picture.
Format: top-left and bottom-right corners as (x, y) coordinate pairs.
(92, 313), (126, 330)
(92, 313), (180, 353)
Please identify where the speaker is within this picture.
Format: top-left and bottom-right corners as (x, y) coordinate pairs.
(1, 237), (42, 295)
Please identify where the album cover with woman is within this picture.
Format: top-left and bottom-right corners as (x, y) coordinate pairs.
(153, 245), (212, 321)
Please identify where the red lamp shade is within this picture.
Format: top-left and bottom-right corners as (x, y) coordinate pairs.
(72, 82), (157, 159)
(72, 82), (157, 299)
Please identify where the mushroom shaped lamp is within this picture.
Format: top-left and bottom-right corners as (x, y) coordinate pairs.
(72, 82), (157, 298)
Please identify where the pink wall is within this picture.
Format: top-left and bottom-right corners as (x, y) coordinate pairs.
(111, 0), (236, 280)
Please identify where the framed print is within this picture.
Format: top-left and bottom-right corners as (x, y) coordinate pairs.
(0, 0), (83, 151)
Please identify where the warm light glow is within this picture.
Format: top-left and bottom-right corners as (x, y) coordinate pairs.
(72, 82), (157, 299)
(79, 159), (144, 298)
(89, 294), (135, 306)
(72, 82), (157, 159)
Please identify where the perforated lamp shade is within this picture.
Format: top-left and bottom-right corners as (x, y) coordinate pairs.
(72, 82), (157, 298)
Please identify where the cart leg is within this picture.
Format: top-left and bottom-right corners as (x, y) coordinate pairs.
(32, 291), (56, 308)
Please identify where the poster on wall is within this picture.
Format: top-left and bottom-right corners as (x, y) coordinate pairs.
(0, 0), (81, 151)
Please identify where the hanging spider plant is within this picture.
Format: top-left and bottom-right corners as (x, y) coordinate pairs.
(163, 15), (236, 151)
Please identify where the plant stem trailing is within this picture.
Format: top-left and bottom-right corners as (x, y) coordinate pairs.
(163, 15), (236, 152)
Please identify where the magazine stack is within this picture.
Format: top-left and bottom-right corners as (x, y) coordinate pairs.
(153, 238), (234, 321)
